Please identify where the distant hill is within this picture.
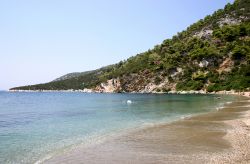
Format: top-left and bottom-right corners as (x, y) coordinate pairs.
(52, 71), (94, 82)
(11, 0), (250, 92)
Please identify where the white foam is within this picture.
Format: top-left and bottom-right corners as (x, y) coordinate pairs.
(34, 154), (53, 164)
(127, 100), (132, 104)
(181, 115), (192, 119)
(216, 106), (224, 111)
(34, 134), (116, 164)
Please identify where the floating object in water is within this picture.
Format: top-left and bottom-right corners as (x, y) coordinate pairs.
(215, 97), (221, 99)
(127, 100), (132, 104)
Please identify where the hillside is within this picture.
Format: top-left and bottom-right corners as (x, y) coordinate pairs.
(11, 0), (250, 93)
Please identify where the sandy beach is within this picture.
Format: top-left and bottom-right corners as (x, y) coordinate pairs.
(45, 95), (250, 164)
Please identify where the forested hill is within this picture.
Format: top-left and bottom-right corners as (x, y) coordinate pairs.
(11, 0), (250, 92)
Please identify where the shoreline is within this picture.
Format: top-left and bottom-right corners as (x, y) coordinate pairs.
(44, 95), (250, 164)
(8, 89), (250, 98)
(210, 105), (250, 163)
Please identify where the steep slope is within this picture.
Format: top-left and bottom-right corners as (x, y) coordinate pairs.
(11, 0), (250, 92)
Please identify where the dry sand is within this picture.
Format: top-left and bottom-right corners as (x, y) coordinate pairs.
(45, 96), (250, 164)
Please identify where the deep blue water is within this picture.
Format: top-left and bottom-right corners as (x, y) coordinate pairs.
(0, 92), (235, 164)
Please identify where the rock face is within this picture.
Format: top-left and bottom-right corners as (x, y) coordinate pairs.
(170, 67), (183, 77)
(95, 78), (121, 93)
(217, 58), (234, 74)
(140, 79), (171, 93)
(93, 68), (184, 93)
(80, 56), (238, 93)
(194, 28), (213, 39)
(199, 60), (209, 68)
(218, 16), (242, 27)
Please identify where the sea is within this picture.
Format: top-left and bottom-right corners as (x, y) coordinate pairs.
(0, 91), (237, 164)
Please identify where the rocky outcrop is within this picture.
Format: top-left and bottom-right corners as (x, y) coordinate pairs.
(218, 15), (242, 27)
(169, 67), (183, 77)
(95, 78), (121, 93)
(140, 80), (168, 93)
(198, 60), (209, 68)
(194, 28), (213, 39)
(93, 68), (184, 93)
(217, 58), (234, 74)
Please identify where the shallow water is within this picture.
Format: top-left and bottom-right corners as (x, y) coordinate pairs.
(0, 92), (237, 164)
(46, 97), (250, 164)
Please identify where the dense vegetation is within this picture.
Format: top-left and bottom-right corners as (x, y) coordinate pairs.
(11, 0), (250, 92)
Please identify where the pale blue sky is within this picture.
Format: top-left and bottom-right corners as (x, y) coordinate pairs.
(0, 0), (234, 90)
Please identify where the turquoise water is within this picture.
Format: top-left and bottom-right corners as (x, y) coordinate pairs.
(0, 92), (236, 164)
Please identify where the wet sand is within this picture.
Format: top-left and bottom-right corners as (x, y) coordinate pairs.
(45, 97), (250, 164)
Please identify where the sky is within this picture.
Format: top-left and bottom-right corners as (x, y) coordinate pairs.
(0, 0), (234, 90)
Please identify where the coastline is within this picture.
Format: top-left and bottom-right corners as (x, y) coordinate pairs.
(44, 95), (250, 164)
(211, 105), (250, 163)
(8, 89), (250, 98)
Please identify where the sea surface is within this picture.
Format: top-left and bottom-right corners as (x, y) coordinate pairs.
(0, 91), (236, 164)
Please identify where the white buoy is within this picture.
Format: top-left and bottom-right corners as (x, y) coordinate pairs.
(127, 100), (132, 104)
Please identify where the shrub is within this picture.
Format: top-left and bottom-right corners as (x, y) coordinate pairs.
(231, 45), (249, 60)
(154, 76), (162, 85)
(176, 80), (204, 91)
